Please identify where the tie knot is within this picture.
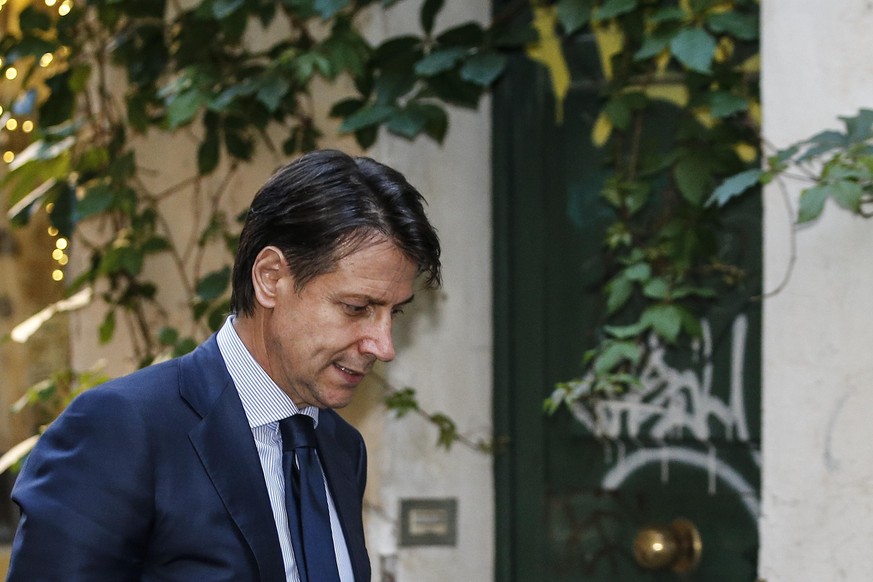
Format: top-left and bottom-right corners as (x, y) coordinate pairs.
(280, 414), (317, 451)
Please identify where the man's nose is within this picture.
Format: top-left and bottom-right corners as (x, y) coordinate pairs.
(359, 315), (396, 362)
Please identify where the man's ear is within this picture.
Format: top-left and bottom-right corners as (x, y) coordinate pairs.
(251, 246), (291, 309)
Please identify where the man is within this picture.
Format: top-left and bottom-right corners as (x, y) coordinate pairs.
(7, 149), (442, 581)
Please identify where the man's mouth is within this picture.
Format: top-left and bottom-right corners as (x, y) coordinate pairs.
(334, 363), (365, 377)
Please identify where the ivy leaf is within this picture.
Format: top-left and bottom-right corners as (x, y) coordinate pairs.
(707, 168), (763, 207)
(593, 340), (641, 374)
(329, 97), (365, 118)
(642, 277), (670, 299)
(650, 6), (686, 23)
(167, 90), (204, 129)
(417, 103), (449, 143)
(386, 106), (429, 139)
(624, 262), (651, 281)
(158, 327), (179, 346)
(634, 30), (674, 60)
(321, 23), (370, 78)
(707, 12), (758, 41)
(425, 71), (482, 109)
(385, 387), (419, 417)
(100, 244), (144, 276)
(40, 72), (76, 127)
(674, 154), (712, 206)
(829, 180), (863, 212)
(75, 183), (114, 221)
(198, 128), (220, 175)
(670, 27), (716, 73)
(430, 412), (457, 449)
(414, 47), (468, 76)
(142, 236), (171, 254)
(212, 0), (245, 19)
(339, 104), (394, 132)
(99, 310), (116, 344)
(371, 37), (421, 103)
(557, 0), (593, 34)
(209, 82), (257, 111)
(594, 0), (637, 21)
(709, 91), (748, 118)
(797, 185), (829, 223)
(49, 182), (77, 239)
(460, 51), (507, 86)
(797, 130), (846, 162)
(256, 75), (291, 112)
(841, 108), (873, 144)
(603, 98), (632, 130)
(436, 22), (483, 46)
(196, 266), (231, 302)
(224, 130), (254, 160)
(420, 0), (444, 35)
(315, 0), (349, 19)
(173, 338), (199, 357)
(642, 304), (683, 343)
(605, 276), (632, 314)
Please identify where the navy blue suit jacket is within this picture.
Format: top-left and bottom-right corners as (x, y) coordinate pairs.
(7, 335), (370, 581)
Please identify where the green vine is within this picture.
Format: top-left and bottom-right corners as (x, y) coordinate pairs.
(539, 0), (762, 411)
(711, 108), (873, 221)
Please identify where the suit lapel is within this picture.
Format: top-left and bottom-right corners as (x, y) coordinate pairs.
(316, 415), (369, 581)
(181, 338), (286, 581)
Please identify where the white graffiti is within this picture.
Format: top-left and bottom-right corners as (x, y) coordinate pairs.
(568, 315), (751, 442)
(601, 447), (760, 518)
(567, 315), (760, 515)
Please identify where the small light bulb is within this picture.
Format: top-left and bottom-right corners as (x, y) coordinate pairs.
(6, 118), (18, 131)
(2, 151), (14, 163)
(5, 67), (17, 80)
(45, 0), (57, 6)
(58, 254), (69, 266)
(22, 120), (34, 132)
(52, 269), (64, 281)
(39, 53), (54, 67)
(46, 202), (55, 213)
(56, 237), (68, 250)
(48, 226), (59, 236)
(52, 248), (64, 260)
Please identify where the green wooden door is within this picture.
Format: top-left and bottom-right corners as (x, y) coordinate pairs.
(493, 33), (761, 582)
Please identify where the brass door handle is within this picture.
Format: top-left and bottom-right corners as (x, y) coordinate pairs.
(633, 518), (702, 573)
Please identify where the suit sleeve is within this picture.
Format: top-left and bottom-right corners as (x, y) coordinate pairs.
(7, 387), (154, 581)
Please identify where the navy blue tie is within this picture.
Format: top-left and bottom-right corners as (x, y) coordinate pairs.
(280, 414), (341, 582)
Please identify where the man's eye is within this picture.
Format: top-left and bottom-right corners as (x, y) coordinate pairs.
(391, 307), (405, 318)
(343, 303), (369, 316)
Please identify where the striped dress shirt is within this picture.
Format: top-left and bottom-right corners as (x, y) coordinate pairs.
(216, 316), (354, 582)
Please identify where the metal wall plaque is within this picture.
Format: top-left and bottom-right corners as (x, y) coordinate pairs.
(398, 498), (457, 547)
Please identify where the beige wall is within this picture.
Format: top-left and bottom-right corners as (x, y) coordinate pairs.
(760, 0), (873, 579)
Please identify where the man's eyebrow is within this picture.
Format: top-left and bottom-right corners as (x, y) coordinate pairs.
(347, 293), (416, 306)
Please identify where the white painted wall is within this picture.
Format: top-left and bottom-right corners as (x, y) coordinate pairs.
(760, 1), (873, 580)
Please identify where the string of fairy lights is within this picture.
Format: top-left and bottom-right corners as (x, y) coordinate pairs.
(1, 0), (75, 281)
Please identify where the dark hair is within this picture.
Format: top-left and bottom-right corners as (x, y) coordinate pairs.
(231, 149), (442, 316)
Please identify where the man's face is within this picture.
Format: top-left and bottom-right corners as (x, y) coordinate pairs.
(260, 237), (417, 409)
